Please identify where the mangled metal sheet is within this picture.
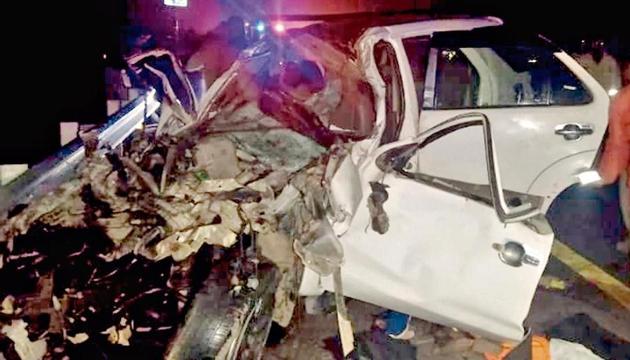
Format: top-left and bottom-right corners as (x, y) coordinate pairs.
(1, 320), (47, 360)
(0, 116), (349, 360)
(0, 26), (377, 359)
(228, 129), (325, 173)
(367, 181), (390, 234)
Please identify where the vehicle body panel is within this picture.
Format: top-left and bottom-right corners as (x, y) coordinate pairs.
(302, 114), (554, 341)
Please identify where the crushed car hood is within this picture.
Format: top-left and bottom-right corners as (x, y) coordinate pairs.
(0, 27), (377, 360)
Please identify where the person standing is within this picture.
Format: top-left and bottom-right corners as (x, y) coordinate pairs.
(576, 40), (622, 96)
(598, 85), (630, 253)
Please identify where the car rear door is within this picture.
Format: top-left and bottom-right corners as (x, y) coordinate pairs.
(402, 30), (608, 197)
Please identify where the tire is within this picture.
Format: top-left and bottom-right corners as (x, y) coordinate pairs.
(166, 265), (279, 360)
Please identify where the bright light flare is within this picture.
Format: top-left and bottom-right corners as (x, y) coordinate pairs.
(577, 170), (602, 185)
(273, 22), (286, 33)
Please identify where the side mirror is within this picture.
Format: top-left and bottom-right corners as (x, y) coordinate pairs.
(375, 143), (418, 173)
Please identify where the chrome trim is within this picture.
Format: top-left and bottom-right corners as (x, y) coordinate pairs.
(388, 112), (541, 223)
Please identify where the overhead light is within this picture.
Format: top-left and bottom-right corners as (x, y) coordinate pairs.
(608, 88), (618, 97)
(441, 50), (456, 61)
(576, 170), (602, 185)
(273, 22), (286, 33)
(164, 0), (187, 7)
(255, 21), (266, 33)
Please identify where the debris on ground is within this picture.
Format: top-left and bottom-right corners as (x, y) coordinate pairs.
(1, 320), (46, 360)
(266, 299), (511, 360)
(66, 333), (89, 345)
(103, 323), (133, 346)
(1, 297), (14, 316)
(484, 335), (605, 360)
(539, 275), (568, 291)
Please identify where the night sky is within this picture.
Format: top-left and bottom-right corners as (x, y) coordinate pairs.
(437, 0), (628, 55)
(2, 0), (627, 164)
(3, 1), (127, 164)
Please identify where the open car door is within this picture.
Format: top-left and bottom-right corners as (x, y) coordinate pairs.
(302, 113), (554, 341)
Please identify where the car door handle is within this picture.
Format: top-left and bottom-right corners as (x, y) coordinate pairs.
(554, 123), (593, 141)
(492, 241), (540, 267)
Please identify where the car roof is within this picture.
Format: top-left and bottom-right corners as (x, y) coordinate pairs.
(285, 16), (503, 57)
(379, 17), (503, 38)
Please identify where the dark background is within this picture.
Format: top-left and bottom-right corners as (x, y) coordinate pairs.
(1, 0), (627, 164)
(437, 0), (629, 57)
(2, 1), (127, 164)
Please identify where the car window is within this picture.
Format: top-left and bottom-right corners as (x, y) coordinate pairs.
(402, 36), (592, 110)
(407, 122), (490, 189)
(434, 46), (592, 109)
(392, 120), (540, 211)
(433, 48), (481, 109)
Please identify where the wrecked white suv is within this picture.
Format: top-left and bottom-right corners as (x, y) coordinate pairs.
(295, 16), (607, 341)
(0, 16), (608, 358)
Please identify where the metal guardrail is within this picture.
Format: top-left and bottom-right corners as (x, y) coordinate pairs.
(0, 89), (160, 217)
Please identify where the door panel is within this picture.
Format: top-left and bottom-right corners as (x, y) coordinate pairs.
(314, 116), (553, 341)
(337, 174), (552, 341)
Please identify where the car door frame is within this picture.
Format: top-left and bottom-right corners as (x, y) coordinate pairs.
(375, 112), (543, 223)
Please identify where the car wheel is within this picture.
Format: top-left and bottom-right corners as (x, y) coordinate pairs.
(166, 265), (279, 360)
